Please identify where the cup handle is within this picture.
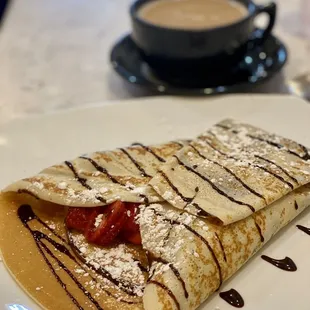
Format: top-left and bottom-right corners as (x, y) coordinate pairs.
(251, 2), (277, 45)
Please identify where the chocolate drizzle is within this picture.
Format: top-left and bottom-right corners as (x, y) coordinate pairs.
(297, 224), (310, 235)
(295, 201), (299, 210)
(158, 171), (193, 203)
(248, 134), (310, 161)
(131, 143), (165, 162)
(159, 171), (209, 216)
(67, 231), (146, 296)
(191, 202), (212, 217)
(215, 123), (310, 161)
(152, 257), (188, 299)
(219, 288), (244, 308)
(79, 156), (150, 203)
(80, 156), (122, 185)
(215, 124), (231, 130)
(148, 280), (180, 310)
(174, 155), (255, 213)
(17, 204), (141, 308)
(254, 221), (264, 242)
(201, 135), (296, 189)
(151, 209), (223, 290)
(261, 255), (297, 271)
(169, 264), (188, 298)
(17, 204), (103, 309)
(297, 143), (310, 161)
(65, 161), (91, 189)
(190, 144), (267, 203)
(173, 141), (187, 148)
(18, 204), (66, 243)
(254, 165), (294, 189)
(181, 222), (223, 289)
(147, 266), (156, 281)
(254, 155), (299, 185)
(215, 232), (227, 262)
(65, 161), (106, 203)
(120, 148), (151, 177)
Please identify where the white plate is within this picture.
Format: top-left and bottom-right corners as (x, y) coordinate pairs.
(1, 94), (310, 310)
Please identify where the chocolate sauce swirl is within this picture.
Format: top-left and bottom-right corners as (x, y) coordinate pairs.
(219, 288), (244, 308)
(261, 255), (297, 271)
(297, 225), (310, 235)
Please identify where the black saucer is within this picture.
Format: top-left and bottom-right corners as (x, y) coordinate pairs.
(110, 30), (288, 95)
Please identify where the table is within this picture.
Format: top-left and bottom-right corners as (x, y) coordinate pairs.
(0, 0), (309, 124)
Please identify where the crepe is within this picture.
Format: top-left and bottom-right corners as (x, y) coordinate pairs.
(150, 119), (310, 224)
(5, 140), (187, 207)
(0, 140), (187, 310)
(140, 184), (310, 310)
(1, 120), (310, 310)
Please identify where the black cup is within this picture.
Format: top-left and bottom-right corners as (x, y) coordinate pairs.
(130, 0), (276, 80)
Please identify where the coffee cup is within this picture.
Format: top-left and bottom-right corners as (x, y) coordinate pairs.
(130, 0), (277, 79)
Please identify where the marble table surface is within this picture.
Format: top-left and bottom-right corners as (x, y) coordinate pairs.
(0, 0), (309, 124)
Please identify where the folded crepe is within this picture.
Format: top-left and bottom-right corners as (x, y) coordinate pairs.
(1, 119), (310, 310)
(141, 119), (310, 310)
(6, 140), (187, 206)
(0, 140), (187, 310)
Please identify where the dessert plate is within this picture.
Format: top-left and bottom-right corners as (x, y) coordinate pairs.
(0, 95), (310, 310)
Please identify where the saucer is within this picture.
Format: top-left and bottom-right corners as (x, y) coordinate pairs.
(110, 30), (288, 95)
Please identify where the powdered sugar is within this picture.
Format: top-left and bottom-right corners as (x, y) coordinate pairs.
(94, 214), (104, 228)
(66, 188), (102, 204)
(33, 182), (44, 190)
(57, 182), (67, 190)
(70, 233), (145, 297)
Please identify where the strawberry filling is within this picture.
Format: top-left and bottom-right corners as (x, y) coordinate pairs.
(65, 201), (142, 246)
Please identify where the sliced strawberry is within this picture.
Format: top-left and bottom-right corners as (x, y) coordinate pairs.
(122, 230), (142, 245)
(123, 203), (140, 234)
(121, 203), (142, 245)
(85, 201), (127, 246)
(65, 207), (93, 233)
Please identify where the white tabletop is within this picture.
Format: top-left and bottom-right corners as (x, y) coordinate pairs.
(0, 0), (309, 124)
